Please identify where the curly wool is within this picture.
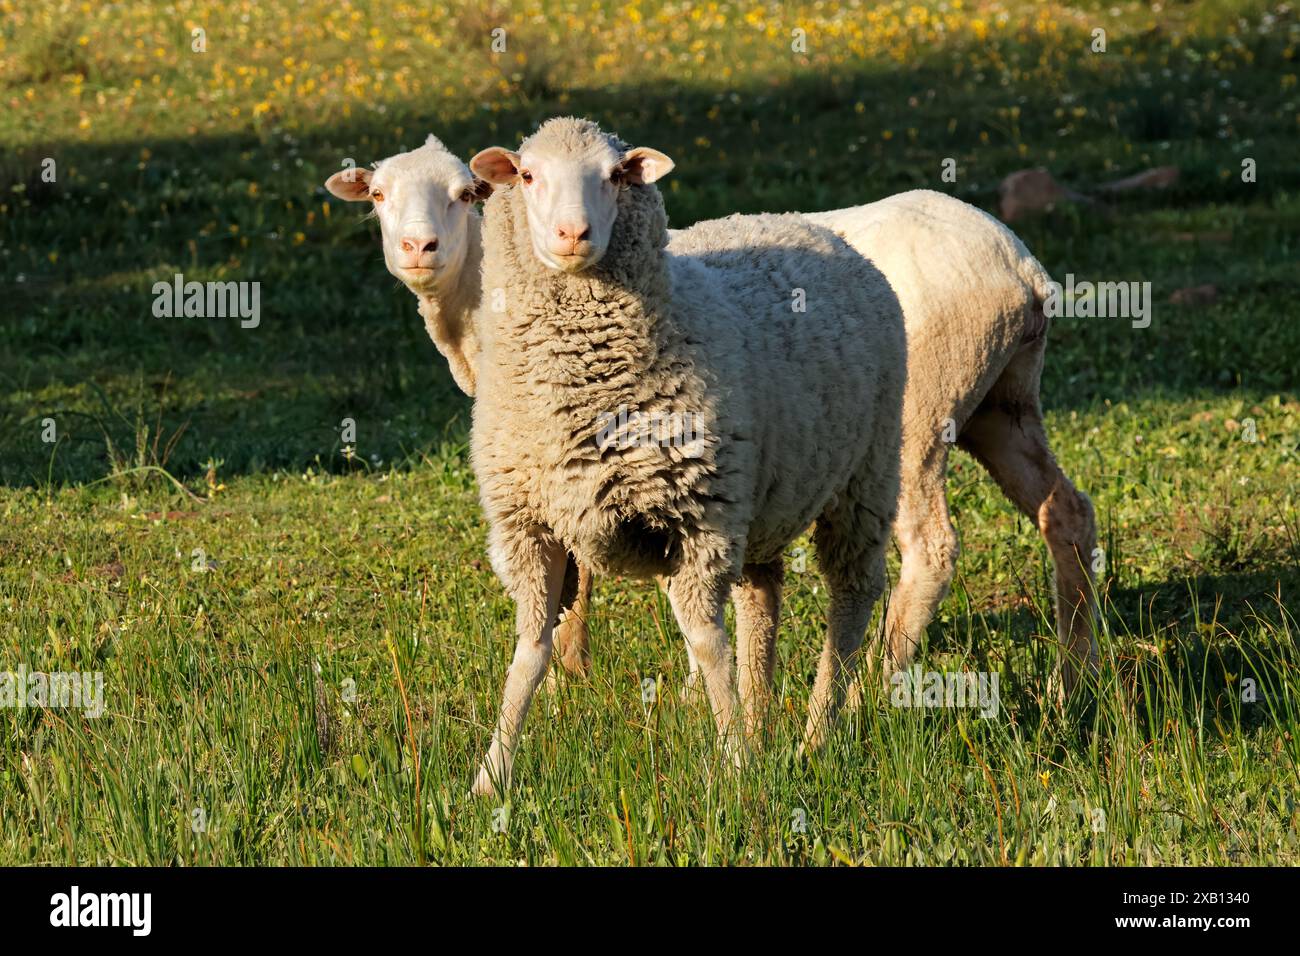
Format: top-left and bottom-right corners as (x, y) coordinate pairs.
(471, 151), (906, 597)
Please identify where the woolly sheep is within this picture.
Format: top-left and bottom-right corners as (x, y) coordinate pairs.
(467, 117), (908, 794)
(659, 193), (1100, 704)
(327, 136), (1098, 740)
(560, 193), (1099, 707)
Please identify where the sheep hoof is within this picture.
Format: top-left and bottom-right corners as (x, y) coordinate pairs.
(470, 765), (503, 799)
(795, 728), (828, 762)
(541, 670), (564, 716)
(553, 616), (593, 679)
(679, 670), (705, 703)
(701, 740), (746, 789)
(842, 676), (866, 713)
(1045, 674), (1066, 711)
(729, 745), (747, 771)
(722, 731), (749, 769)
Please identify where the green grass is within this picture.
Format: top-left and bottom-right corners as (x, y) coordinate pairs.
(0, 0), (1297, 864)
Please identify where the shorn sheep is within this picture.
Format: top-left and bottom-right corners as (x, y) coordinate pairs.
(323, 135), (488, 397)
(804, 195), (1098, 703)
(467, 116), (907, 794)
(325, 134), (1098, 761)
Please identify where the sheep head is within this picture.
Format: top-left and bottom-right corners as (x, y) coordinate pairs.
(323, 134), (491, 295)
(471, 117), (673, 273)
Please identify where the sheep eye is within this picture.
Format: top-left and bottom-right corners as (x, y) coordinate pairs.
(520, 170), (534, 185)
(370, 189), (385, 203)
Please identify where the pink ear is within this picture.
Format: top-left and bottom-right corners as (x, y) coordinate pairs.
(470, 148), (522, 185)
(324, 167), (373, 201)
(619, 147), (674, 185)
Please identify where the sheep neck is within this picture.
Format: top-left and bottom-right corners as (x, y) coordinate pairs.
(415, 212), (482, 335)
(481, 185), (673, 398)
(407, 213), (484, 396)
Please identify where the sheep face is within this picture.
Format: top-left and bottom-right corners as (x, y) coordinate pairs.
(324, 136), (490, 295)
(471, 119), (673, 273)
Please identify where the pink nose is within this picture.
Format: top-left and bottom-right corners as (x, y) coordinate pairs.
(552, 222), (591, 257)
(400, 236), (438, 255)
(555, 222), (590, 243)
(398, 234), (438, 269)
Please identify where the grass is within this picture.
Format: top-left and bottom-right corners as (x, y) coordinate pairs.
(0, 0), (1298, 864)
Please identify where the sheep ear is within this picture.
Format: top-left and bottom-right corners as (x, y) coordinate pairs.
(618, 147), (674, 185)
(324, 167), (372, 201)
(470, 148), (522, 185)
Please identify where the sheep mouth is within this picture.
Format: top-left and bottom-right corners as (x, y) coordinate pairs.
(552, 252), (599, 273)
(398, 266), (442, 287)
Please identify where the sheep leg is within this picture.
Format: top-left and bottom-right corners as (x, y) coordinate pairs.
(666, 576), (741, 759)
(852, 470), (959, 708)
(652, 574), (704, 700)
(801, 557), (887, 754)
(551, 557), (594, 679)
(959, 404), (1098, 698)
(681, 642), (704, 699)
(471, 538), (569, 797)
(802, 496), (893, 753)
(731, 560), (783, 741)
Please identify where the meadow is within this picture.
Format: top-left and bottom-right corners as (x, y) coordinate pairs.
(0, 0), (1297, 864)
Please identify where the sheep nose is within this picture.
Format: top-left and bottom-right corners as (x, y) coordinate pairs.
(555, 221), (590, 242)
(401, 235), (438, 255)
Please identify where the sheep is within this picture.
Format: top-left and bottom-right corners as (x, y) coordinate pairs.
(805, 194), (1098, 703)
(323, 135), (488, 397)
(555, 192), (1099, 707)
(466, 116), (908, 794)
(326, 136), (1097, 731)
(323, 136), (598, 676)
(656, 193), (1100, 704)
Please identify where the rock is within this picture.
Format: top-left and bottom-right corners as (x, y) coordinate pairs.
(997, 168), (1091, 222)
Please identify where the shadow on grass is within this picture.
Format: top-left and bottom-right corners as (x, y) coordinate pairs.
(901, 564), (1299, 738)
(2, 27), (1298, 488)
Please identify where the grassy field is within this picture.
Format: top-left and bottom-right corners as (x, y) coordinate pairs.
(1, 0), (1298, 865)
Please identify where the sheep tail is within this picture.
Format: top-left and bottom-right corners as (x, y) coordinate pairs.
(1019, 252), (1055, 344)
